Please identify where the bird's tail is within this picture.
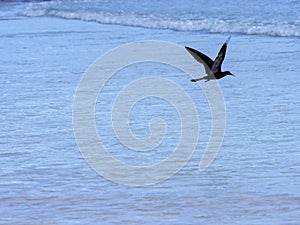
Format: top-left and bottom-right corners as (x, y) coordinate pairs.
(225, 35), (231, 44)
(191, 78), (203, 82)
(191, 76), (207, 82)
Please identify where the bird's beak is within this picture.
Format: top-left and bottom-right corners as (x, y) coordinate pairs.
(231, 74), (235, 77)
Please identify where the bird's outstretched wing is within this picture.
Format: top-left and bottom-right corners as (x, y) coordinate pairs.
(185, 46), (214, 75)
(211, 36), (231, 74)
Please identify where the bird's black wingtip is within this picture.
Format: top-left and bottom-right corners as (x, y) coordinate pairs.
(225, 35), (231, 44)
(191, 79), (197, 82)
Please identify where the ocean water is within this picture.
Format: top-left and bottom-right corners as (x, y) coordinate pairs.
(1, 0), (300, 224)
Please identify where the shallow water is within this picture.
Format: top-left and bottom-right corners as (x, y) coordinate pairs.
(1, 1), (300, 224)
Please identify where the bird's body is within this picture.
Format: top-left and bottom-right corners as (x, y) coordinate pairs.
(185, 36), (234, 82)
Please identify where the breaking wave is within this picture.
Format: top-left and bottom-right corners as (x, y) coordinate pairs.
(20, 2), (300, 38)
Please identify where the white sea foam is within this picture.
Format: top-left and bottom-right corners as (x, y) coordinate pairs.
(20, 3), (300, 38)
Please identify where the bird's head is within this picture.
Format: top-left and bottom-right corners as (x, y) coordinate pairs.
(224, 71), (235, 77)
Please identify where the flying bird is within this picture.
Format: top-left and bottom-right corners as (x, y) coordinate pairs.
(185, 36), (234, 82)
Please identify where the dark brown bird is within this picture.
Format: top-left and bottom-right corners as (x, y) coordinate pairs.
(185, 36), (234, 82)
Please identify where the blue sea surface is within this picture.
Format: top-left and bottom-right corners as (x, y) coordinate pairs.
(0, 0), (300, 224)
